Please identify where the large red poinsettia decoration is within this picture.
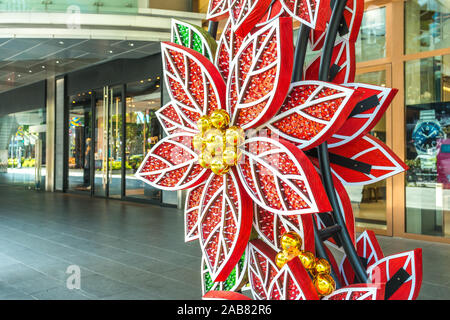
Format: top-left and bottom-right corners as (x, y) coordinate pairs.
(136, 0), (423, 300)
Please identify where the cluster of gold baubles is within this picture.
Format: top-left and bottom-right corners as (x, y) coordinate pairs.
(193, 110), (244, 176)
(276, 231), (336, 297)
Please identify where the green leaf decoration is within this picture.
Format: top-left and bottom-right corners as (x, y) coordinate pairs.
(201, 252), (248, 295)
(171, 19), (217, 61)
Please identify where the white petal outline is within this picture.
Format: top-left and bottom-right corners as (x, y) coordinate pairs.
(226, 18), (286, 130)
(265, 80), (355, 149)
(161, 42), (225, 118)
(237, 136), (321, 215)
(330, 135), (406, 186)
(198, 170), (247, 281)
(329, 83), (396, 148)
(207, 0), (230, 20)
(135, 132), (208, 191)
(280, 0), (321, 29)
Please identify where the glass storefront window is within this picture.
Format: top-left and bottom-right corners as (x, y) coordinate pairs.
(405, 0), (450, 54)
(125, 78), (163, 203)
(405, 54), (450, 238)
(346, 70), (388, 230)
(0, 109), (46, 189)
(355, 7), (386, 62)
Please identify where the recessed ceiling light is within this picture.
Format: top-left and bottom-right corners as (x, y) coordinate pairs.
(129, 43), (134, 47)
(108, 50), (113, 54)
(59, 41), (64, 45)
(7, 78), (11, 81)
(56, 60), (60, 64)
(18, 74), (21, 77)
(42, 65), (46, 69)
(29, 70), (32, 73)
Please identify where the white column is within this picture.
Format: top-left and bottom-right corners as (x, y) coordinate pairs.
(45, 77), (55, 192)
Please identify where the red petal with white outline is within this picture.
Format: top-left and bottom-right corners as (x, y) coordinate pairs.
(253, 205), (315, 253)
(265, 80), (362, 150)
(309, 0), (364, 50)
(280, 0), (330, 31)
(304, 39), (355, 84)
(227, 17), (294, 130)
(323, 283), (385, 300)
(215, 19), (246, 84)
(248, 239), (319, 300)
(185, 180), (208, 242)
(198, 169), (253, 282)
(327, 134), (408, 185)
(162, 42), (226, 127)
(203, 291), (252, 300)
(156, 101), (197, 134)
(237, 136), (332, 215)
(229, 0), (273, 38)
(136, 133), (210, 191)
(339, 230), (384, 286)
(207, 0), (230, 21)
(328, 83), (398, 148)
(314, 169), (355, 249)
(367, 249), (423, 300)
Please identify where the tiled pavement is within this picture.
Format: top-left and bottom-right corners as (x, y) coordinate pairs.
(0, 185), (448, 300)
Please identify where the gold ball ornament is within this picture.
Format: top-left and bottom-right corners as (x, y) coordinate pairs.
(204, 129), (225, 155)
(209, 109), (230, 129)
(222, 148), (239, 166)
(275, 251), (290, 269)
(198, 152), (213, 169)
(225, 126), (245, 146)
(192, 134), (204, 152)
(197, 116), (212, 133)
(297, 251), (316, 270)
(314, 258), (331, 275)
(210, 158), (229, 176)
(280, 231), (303, 254)
(313, 273), (336, 296)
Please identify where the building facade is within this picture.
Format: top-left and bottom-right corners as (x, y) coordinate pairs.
(0, 0), (448, 243)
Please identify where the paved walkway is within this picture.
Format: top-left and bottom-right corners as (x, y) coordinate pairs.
(0, 185), (448, 300)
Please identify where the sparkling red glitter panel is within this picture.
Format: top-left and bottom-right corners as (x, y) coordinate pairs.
(229, 0), (273, 38)
(323, 284), (386, 300)
(309, 0), (364, 51)
(185, 180), (208, 242)
(227, 17), (293, 130)
(156, 101), (198, 134)
(207, 0), (230, 21)
(248, 239), (319, 300)
(304, 39), (356, 84)
(328, 83), (398, 148)
(326, 134), (409, 185)
(135, 133), (209, 191)
(237, 136), (331, 215)
(198, 169), (253, 282)
(266, 81), (361, 150)
(253, 205), (315, 253)
(367, 249), (423, 300)
(280, 0), (330, 31)
(161, 42), (227, 120)
(215, 19), (246, 84)
(339, 230), (384, 286)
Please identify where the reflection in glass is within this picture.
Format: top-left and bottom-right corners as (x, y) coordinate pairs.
(355, 7), (386, 62)
(405, 0), (450, 54)
(0, 109), (46, 188)
(67, 94), (92, 193)
(405, 55), (450, 238)
(346, 70), (388, 230)
(125, 78), (163, 202)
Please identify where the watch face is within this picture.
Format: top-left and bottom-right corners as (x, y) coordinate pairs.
(412, 121), (445, 154)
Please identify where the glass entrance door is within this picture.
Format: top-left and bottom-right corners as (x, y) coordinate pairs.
(349, 64), (393, 235)
(93, 85), (123, 198)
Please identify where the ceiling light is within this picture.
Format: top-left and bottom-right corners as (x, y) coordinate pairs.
(56, 60), (60, 64)
(29, 70), (32, 73)
(42, 65), (46, 69)
(59, 41), (64, 45)
(108, 50), (113, 54)
(129, 43), (134, 47)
